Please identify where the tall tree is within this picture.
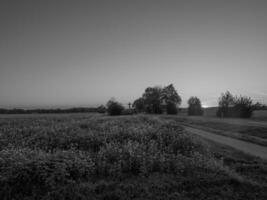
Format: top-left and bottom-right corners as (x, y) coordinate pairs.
(232, 95), (253, 118)
(161, 84), (182, 105)
(161, 84), (182, 114)
(217, 91), (234, 117)
(187, 96), (203, 116)
(133, 97), (145, 112)
(142, 87), (163, 114)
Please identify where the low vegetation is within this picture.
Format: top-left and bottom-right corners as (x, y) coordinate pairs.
(217, 91), (255, 118)
(0, 114), (266, 200)
(106, 99), (125, 115)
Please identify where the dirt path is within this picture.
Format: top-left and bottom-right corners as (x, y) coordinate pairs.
(181, 116), (267, 128)
(184, 126), (267, 160)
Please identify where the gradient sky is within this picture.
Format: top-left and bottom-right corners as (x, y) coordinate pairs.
(1, 0), (267, 108)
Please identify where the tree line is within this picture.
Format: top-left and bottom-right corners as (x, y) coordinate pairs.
(105, 85), (266, 118)
(0, 107), (101, 114)
(0, 84), (265, 118)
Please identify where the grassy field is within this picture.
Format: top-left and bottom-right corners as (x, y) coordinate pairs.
(169, 116), (267, 146)
(253, 110), (267, 121)
(0, 114), (267, 200)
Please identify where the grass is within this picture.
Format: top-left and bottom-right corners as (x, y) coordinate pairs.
(167, 116), (267, 146)
(252, 110), (267, 121)
(0, 114), (267, 199)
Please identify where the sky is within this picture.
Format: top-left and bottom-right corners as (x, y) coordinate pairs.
(0, 0), (267, 108)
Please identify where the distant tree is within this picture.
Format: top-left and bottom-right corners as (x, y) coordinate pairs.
(133, 97), (145, 112)
(232, 95), (253, 118)
(97, 105), (106, 113)
(142, 87), (163, 114)
(106, 99), (124, 116)
(187, 96), (203, 116)
(217, 91), (234, 117)
(217, 91), (254, 118)
(161, 84), (182, 105)
(252, 102), (266, 110)
(161, 84), (182, 114)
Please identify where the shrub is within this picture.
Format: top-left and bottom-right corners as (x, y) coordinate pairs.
(106, 99), (124, 116)
(217, 93), (253, 118)
(121, 109), (135, 115)
(97, 105), (106, 113)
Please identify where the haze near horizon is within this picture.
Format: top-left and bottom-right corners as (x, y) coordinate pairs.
(1, 0), (267, 108)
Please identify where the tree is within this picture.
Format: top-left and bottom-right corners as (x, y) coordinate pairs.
(187, 96), (203, 116)
(97, 105), (106, 113)
(106, 99), (124, 116)
(217, 91), (234, 117)
(252, 102), (266, 110)
(232, 95), (253, 118)
(142, 86), (163, 114)
(217, 91), (254, 118)
(161, 84), (182, 114)
(161, 84), (182, 105)
(133, 97), (145, 112)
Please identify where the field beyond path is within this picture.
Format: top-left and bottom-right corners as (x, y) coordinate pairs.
(184, 126), (267, 160)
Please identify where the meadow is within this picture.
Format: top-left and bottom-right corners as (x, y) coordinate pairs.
(0, 114), (267, 200)
(170, 116), (267, 146)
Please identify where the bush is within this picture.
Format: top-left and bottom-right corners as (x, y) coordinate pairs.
(121, 109), (135, 115)
(106, 99), (124, 116)
(97, 105), (106, 113)
(217, 94), (253, 118)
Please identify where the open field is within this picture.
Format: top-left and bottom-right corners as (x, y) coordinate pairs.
(253, 110), (267, 121)
(0, 113), (267, 200)
(168, 115), (267, 146)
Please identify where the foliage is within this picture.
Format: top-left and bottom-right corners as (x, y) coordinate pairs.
(217, 91), (235, 117)
(121, 109), (135, 115)
(142, 86), (163, 114)
(106, 99), (124, 116)
(132, 97), (145, 112)
(0, 107), (99, 114)
(188, 96), (203, 116)
(0, 114), (266, 199)
(135, 84), (181, 114)
(252, 102), (267, 110)
(97, 105), (106, 113)
(217, 91), (254, 118)
(161, 84), (182, 106)
(233, 95), (253, 118)
(166, 102), (178, 114)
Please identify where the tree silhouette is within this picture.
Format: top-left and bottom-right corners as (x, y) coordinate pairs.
(133, 97), (145, 112)
(232, 95), (253, 118)
(187, 96), (203, 116)
(161, 84), (182, 114)
(142, 86), (163, 114)
(106, 99), (124, 116)
(217, 91), (234, 117)
(217, 91), (254, 118)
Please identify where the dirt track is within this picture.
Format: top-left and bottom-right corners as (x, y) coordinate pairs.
(181, 116), (267, 128)
(184, 126), (267, 160)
